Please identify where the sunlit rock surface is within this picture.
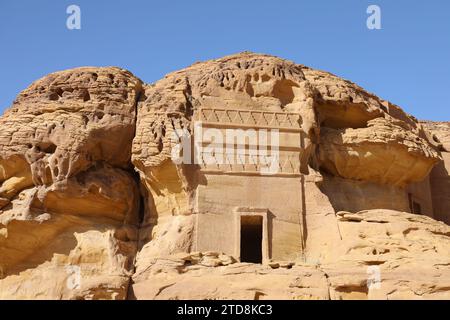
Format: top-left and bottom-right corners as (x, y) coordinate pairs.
(0, 53), (449, 300)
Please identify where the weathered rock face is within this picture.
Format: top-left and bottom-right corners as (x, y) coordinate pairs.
(0, 67), (142, 299)
(131, 210), (450, 300)
(131, 54), (318, 264)
(421, 121), (450, 225)
(303, 67), (440, 188)
(0, 53), (449, 300)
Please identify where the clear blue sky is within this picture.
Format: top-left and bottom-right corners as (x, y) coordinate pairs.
(0, 0), (449, 120)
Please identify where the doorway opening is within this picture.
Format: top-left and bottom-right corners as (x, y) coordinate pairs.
(412, 201), (422, 215)
(408, 193), (422, 215)
(240, 215), (263, 263)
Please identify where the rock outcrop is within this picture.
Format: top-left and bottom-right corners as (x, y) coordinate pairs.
(0, 53), (449, 300)
(132, 209), (450, 300)
(421, 121), (450, 225)
(0, 67), (142, 299)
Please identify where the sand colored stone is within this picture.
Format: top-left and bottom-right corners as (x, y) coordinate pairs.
(0, 53), (449, 299)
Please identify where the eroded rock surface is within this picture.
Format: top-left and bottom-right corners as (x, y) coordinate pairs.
(0, 53), (449, 300)
(131, 210), (450, 300)
(421, 121), (450, 225)
(0, 67), (142, 299)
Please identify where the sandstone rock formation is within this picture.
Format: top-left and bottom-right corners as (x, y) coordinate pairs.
(421, 121), (450, 225)
(132, 209), (450, 300)
(0, 67), (142, 299)
(0, 53), (449, 300)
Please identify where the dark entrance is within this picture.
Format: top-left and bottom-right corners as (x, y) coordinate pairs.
(240, 216), (263, 263)
(412, 201), (422, 215)
(408, 193), (422, 215)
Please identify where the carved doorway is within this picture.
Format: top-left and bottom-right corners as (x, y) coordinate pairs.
(240, 215), (263, 263)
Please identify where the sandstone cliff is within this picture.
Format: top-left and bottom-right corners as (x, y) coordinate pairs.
(0, 53), (449, 300)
